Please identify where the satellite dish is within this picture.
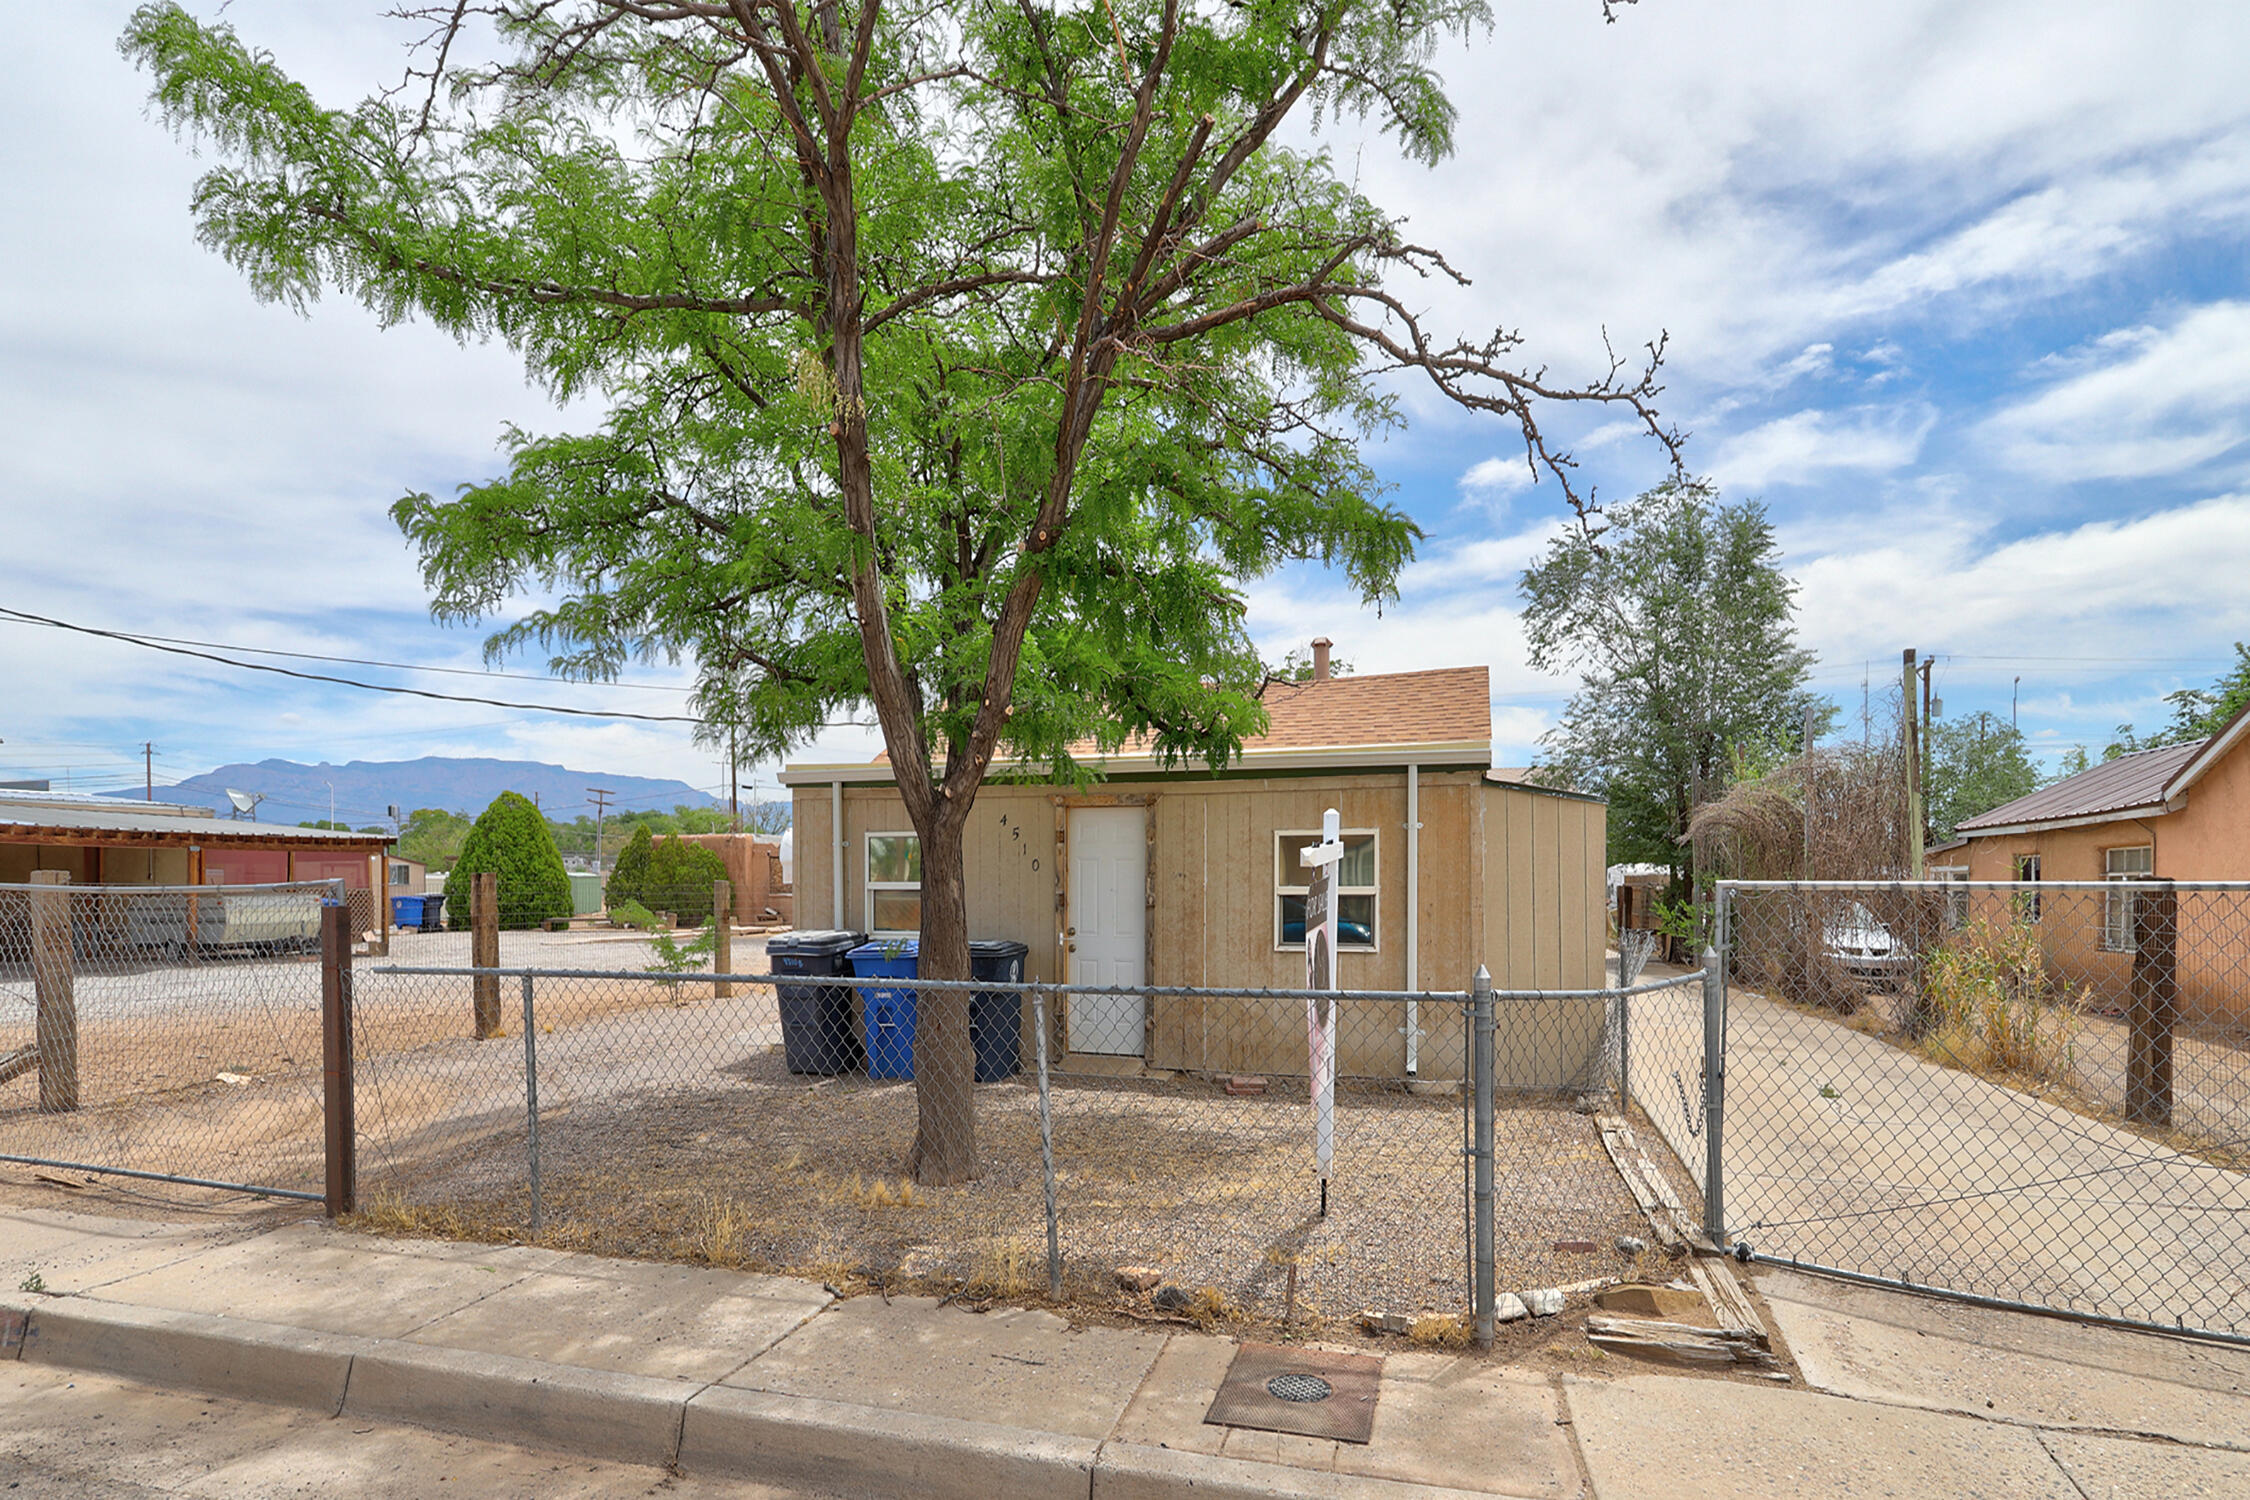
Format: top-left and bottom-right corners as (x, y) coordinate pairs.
(224, 788), (266, 820)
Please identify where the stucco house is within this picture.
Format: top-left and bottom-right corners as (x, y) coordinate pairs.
(780, 643), (1609, 1084)
(1930, 699), (2250, 1020)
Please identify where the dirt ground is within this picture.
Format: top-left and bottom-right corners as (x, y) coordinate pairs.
(4, 933), (1669, 1337)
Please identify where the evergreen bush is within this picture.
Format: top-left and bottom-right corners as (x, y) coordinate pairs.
(447, 790), (574, 931)
(644, 836), (731, 925)
(605, 824), (655, 912)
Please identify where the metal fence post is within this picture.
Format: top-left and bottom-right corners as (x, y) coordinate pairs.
(320, 901), (357, 1218)
(521, 974), (542, 1237)
(1701, 941), (1727, 1246)
(1033, 987), (1061, 1299)
(1472, 965), (1495, 1348)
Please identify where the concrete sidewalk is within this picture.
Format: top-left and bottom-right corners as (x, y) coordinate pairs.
(4, 1206), (2247, 1498)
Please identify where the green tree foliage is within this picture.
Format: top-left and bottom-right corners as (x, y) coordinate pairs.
(124, 0), (1680, 1183)
(2103, 643), (2250, 760)
(1926, 711), (2042, 842)
(604, 825), (656, 911)
(643, 837), (732, 925)
(1522, 480), (1816, 895)
(397, 807), (474, 871)
(448, 791), (574, 930)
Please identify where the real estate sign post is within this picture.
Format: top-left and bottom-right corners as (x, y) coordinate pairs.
(1301, 808), (1344, 1217)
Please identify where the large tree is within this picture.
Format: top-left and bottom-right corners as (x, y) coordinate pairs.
(2103, 642), (2250, 760)
(126, 0), (1680, 1182)
(1926, 710), (2041, 843)
(1522, 480), (1815, 899)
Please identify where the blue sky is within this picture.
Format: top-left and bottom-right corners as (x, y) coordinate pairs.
(4, 3), (2248, 823)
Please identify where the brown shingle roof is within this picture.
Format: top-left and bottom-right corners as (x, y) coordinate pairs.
(864, 665), (1493, 771)
(1956, 740), (2202, 832)
(1247, 665), (1491, 750)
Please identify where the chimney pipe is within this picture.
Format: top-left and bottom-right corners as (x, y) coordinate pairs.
(1311, 637), (1332, 683)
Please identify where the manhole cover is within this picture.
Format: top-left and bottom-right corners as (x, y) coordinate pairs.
(1206, 1342), (1382, 1443)
(1266, 1372), (1333, 1403)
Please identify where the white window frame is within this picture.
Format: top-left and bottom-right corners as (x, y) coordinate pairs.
(2101, 845), (2155, 953)
(389, 860), (412, 888)
(1274, 828), (1379, 953)
(864, 831), (922, 937)
(2013, 854), (2042, 923)
(1930, 865), (1969, 928)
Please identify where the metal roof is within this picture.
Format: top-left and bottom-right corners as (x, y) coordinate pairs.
(1955, 741), (2202, 833)
(0, 797), (390, 846)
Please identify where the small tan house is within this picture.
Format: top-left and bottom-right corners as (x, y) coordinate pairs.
(1934, 700), (2250, 1021)
(781, 646), (1609, 1083)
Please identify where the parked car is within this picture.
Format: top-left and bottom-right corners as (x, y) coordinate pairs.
(1824, 900), (1911, 978)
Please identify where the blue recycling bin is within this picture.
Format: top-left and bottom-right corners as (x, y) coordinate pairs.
(389, 894), (426, 929)
(848, 939), (920, 1079)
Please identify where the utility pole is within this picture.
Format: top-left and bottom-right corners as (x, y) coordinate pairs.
(143, 742), (154, 802)
(1920, 655), (1937, 857)
(2012, 676), (2020, 731)
(1802, 701), (1818, 879)
(728, 724), (740, 834)
(1903, 650), (1923, 877)
(587, 788), (617, 878)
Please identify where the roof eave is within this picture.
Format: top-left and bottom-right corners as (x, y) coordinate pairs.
(1951, 802), (2173, 840)
(780, 739), (1494, 786)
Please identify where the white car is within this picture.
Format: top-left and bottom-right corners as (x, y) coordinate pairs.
(1824, 901), (1911, 978)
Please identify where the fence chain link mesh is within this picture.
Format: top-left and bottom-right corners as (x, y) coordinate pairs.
(349, 918), (1696, 1336)
(1713, 879), (2250, 1339)
(0, 880), (338, 1200)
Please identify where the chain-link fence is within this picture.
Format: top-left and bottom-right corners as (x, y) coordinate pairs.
(1714, 879), (2250, 1339)
(0, 879), (338, 1200)
(346, 954), (1689, 1337)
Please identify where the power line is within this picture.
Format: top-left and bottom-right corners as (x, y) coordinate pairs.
(0, 607), (706, 725)
(109, 629), (694, 692)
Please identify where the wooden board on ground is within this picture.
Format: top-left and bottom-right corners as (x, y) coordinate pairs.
(1595, 1114), (1697, 1249)
(1684, 1252), (1769, 1347)
(1585, 1313), (1784, 1373)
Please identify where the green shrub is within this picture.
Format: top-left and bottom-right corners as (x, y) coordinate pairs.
(605, 825), (655, 911)
(447, 791), (574, 931)
(1918, 917), (2082, 1085)
(643, 836), (731, 925)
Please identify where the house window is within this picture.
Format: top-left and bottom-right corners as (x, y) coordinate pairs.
(2013, 854), (2041, 922)
(1275, 830), (1377, 951)
(2102, 845), (2155, 952)
(389, 861), (411, 888)
(865, 833), (921, 935)
(1930, 866), (1969, 927)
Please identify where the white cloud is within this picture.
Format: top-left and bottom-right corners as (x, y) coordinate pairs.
(1459, 455), (1536, 495)
(1708, 404), (1936, 492)
(1982, 302), (2250, 479)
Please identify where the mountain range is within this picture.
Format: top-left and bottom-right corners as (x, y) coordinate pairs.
(107, 756), (721, 828)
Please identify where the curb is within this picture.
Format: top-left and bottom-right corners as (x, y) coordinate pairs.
(346, 1342), (690, 1470)
(683, 1385), (1100, 1499)
(1093, 1443), (1504, 1500)
(9, 1297), (362, 1414)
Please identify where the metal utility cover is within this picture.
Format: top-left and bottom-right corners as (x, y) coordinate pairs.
(1204, 1342), (1383, 1444)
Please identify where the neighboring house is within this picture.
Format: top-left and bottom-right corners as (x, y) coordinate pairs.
(387, 855), (427, 895)
(1932, 700), (2250, 1018)
(675, 833), (792, 925)
(0, 788), (392, 889)
(780, 642), (1609, 1084)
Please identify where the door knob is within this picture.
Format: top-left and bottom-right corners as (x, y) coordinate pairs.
(1066, 926), (1076, 936)
(1068, 942), (1077, 952)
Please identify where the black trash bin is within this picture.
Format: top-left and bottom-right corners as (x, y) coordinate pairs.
(967, 939), (1030, 1082)
(768, 929), (868, 1074)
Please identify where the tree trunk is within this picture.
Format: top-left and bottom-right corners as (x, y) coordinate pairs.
(905, 814), (977, 1185)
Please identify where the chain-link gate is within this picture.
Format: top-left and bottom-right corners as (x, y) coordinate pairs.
(1708, 879), (2250, 1342)
(0, 879), (339, 1201)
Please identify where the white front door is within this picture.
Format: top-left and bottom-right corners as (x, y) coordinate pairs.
(1066, 806), (1147, 1055)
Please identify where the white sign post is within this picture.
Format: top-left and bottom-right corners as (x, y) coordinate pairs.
(1301, 808), (1344, 1217)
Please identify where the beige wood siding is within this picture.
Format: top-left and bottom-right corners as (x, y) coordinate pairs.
(787, 767), (1610, 1080)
